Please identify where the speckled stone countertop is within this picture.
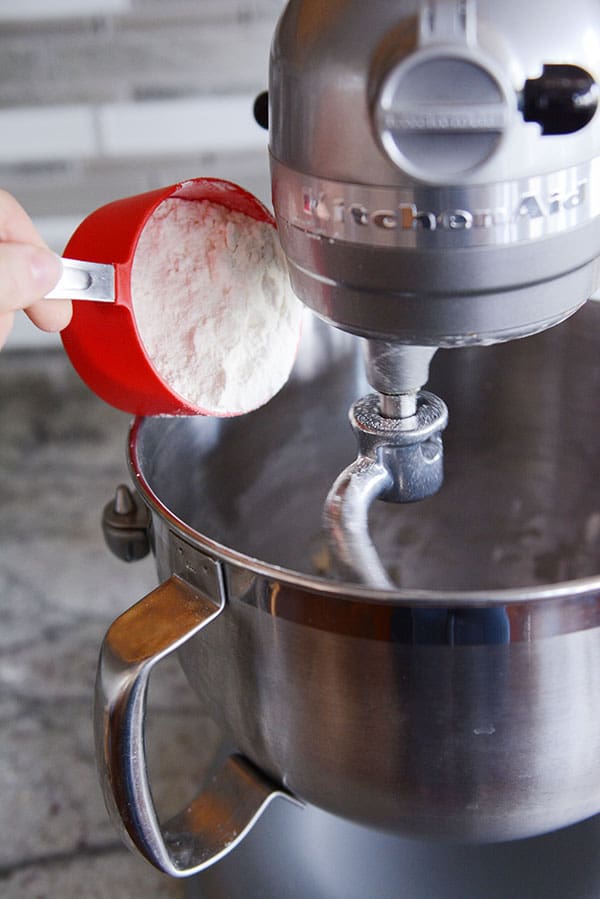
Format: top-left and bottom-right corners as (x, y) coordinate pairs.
(0, 348), (220, 898)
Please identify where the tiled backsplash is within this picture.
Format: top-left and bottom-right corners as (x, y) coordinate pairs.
(1, 0), (285, 346)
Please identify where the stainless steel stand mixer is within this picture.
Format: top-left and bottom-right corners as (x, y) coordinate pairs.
(93, 0), (600, 894)
(270, 0), (600, 587)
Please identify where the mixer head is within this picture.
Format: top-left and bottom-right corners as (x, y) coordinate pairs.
(269, 0), (600, 398)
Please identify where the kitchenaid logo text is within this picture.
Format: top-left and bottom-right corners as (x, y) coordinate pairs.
(384, 109), (506, 133)
(302, 182), (587, 232)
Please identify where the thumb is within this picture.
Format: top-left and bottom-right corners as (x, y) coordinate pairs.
(0, 243), (62, 312)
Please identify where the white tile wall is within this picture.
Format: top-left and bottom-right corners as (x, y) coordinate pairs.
(98, 95), (268, 157)
(1, 0), (285, 348)
(0, 96), (268, 165)
(0, 0), (130, 19)
(0, 105), (97, 164)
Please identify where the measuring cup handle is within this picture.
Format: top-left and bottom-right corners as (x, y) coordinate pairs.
(45, 258), (115, 302)
(94, 574), (299, 878)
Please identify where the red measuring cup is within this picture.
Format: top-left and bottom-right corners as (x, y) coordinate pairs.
(57, 178), (281, 416)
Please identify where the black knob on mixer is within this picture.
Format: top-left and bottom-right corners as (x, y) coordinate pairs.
(253, 91), (269, 130)
(521, 64), (598, 134)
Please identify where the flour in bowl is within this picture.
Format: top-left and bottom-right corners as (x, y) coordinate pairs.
(130, 197), (302, 415)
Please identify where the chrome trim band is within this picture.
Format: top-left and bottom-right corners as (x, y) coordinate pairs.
(271, 155), (600, 249)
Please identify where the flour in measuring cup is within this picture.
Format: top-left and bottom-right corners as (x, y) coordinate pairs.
(130, 197), (303, 415)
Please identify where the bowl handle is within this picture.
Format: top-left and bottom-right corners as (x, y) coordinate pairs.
(94, 574), (300, 877)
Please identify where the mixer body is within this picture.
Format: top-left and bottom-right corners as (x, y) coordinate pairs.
(93, 0), (600, 881)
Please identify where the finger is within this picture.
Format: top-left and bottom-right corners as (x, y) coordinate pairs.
(0, 188), (47, 247)
(0, 242), (62, 313)
(0, 310), (14, 349)
(26, 297), (72, 333)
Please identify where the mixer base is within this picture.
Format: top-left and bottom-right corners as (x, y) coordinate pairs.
(184, 800), (600, 899)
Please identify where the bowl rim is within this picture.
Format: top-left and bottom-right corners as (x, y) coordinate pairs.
(128, 416), (600, 610)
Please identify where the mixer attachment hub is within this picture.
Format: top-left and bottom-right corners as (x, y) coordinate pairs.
(325, 391), (448, 588)
(351, 392), (448, 503)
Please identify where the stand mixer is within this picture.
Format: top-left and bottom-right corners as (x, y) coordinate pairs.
(92, 0), (600, 892)
(269, 0), (600, 586)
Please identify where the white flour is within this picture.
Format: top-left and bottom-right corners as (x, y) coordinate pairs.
(130, 197), (302, 415)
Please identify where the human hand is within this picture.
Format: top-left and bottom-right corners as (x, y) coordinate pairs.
(0, 189), (71, 348)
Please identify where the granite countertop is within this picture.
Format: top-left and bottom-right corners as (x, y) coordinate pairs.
(0, 348), (220, 898)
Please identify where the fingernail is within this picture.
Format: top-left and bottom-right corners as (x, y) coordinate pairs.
(30, 249), (62, 292)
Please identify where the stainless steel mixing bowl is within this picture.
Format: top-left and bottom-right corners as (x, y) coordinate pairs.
(96, 304), (600, 878)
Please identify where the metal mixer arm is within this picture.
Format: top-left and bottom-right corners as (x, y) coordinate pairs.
(325, 457), (396, 590)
